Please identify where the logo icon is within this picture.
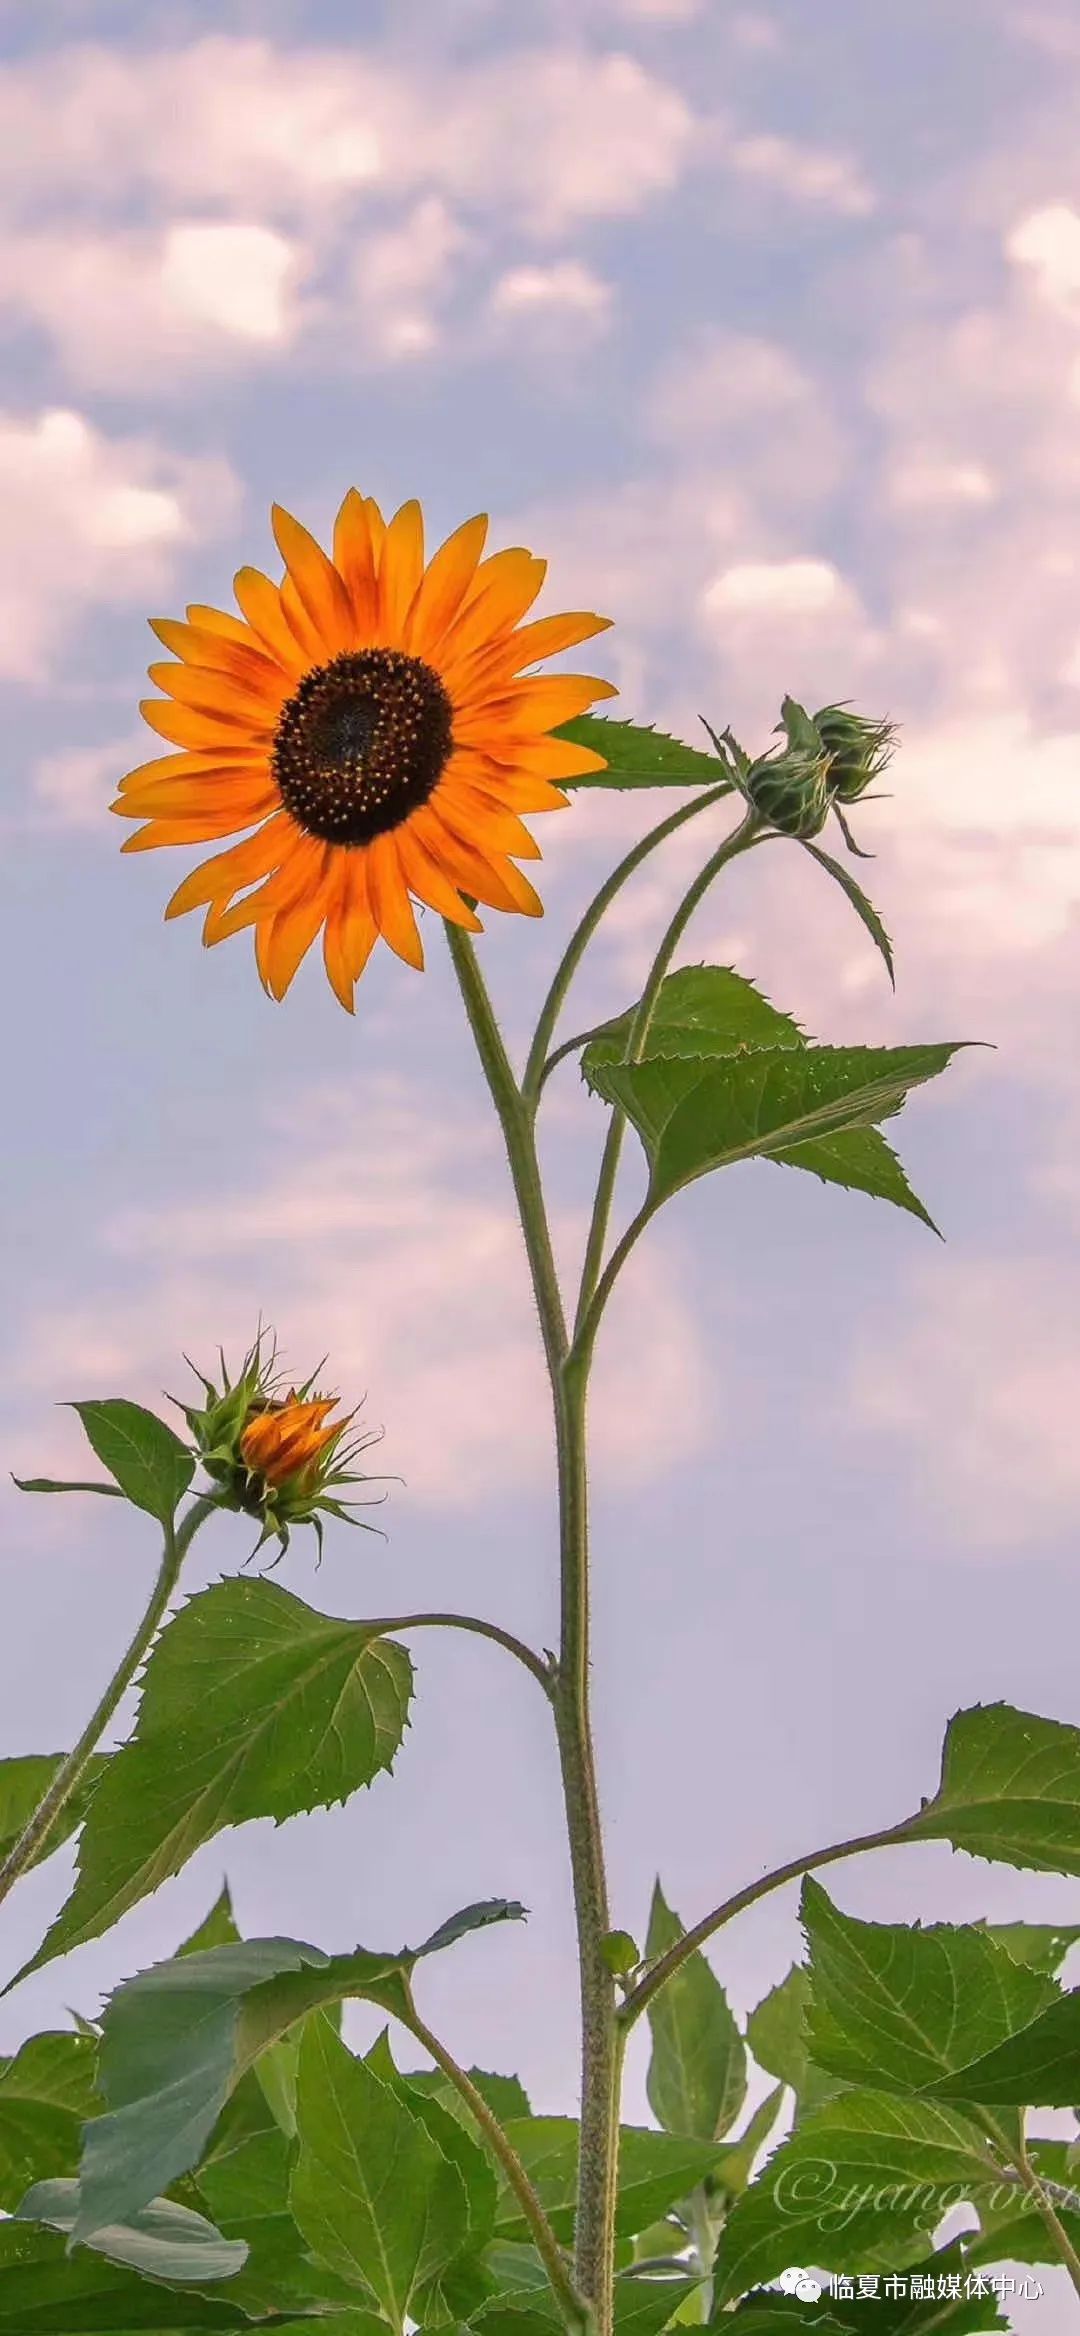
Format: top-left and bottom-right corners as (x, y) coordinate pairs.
(777, 2266), (824, 2301)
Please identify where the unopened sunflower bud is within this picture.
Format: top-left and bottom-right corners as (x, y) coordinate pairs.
(812, 701), (897, 804)
(166, 1328), (386, 1564)
(745, 697), (831, 839)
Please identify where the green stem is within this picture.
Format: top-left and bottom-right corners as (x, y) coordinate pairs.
(401, 1998), (590, 2335)
(521, 782), (735, 1112)
(362, 1611), (553, 1695)
(979, 2114), (1080, 2303)
(572, 809), (763, 1350)
(0, 1494), (216, 1910)
(445, 923), (617, 2336)
(619, 1810), (927, 2032)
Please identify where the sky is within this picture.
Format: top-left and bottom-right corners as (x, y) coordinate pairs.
(2, 0), (1080, 2317)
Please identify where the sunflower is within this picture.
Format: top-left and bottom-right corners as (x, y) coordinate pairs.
(112, 494), (616, 1009)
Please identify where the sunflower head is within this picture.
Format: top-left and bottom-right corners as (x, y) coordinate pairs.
(170, 1329), (386, 1565)
(812, 701), (898, 803)
(745, 697), (832, 840)
(112, 493), (616, 1010)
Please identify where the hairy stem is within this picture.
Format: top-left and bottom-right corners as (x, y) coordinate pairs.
(573, 810), (762, 1342)
(521, 781), (735, 1112)
(619, 1811), (928, 2031)
(445, 923), (617, 2335)
(362, 1611), (553, 1695)
(402, 1998), (590, 2334)
(980, 2115), (1080, 2303)
(0, 1493), (216, 1910)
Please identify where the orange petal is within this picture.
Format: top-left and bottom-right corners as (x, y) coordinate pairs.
(481, 609), (613, 678)
(146, 662), (279, 728)
(206, 833), (327, 940)
(121, 809), (262, 850)
(410, 806), (543, 916)
(436, 778), (543, 858)
(257, 856), (337, 1000)
(150, 617), (290, 697)
(117, 774), (279, 820)
(452, 676), (615, 748)
(396, 829), (483, 930)
(332, 489), (379, 639)
(139, 697), (264, 751)
(279, 572), (327, 664)
(365, 832), (424, 968)
(163, 814), (292, 919)
(271, 503), (355, 657)
(404, 513), (489, 658)
(116, 748), (267, 794)
(232, 567), (307, 675)
(365, 497), (387, 569)
(474, 734), (609, 779)
(439, 552), (547, 670)
(445, 751), (569, 815)
(375, 499), (425, 643)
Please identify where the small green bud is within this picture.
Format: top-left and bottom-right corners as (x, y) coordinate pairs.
(745, 697), (832, 839)
(812, 700), (897, 803)
(600, 1929), (642, 1977)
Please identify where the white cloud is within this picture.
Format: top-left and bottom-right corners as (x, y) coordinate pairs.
(346, 197), (472, 361)
(3, 1083), (711, 1514)
(489, 259), (613, 323)
(0, 221), (310, 391)
(886, 458), (998, 510)
(723, 132), (875, 217)
(702, 557), (847, 617)
(0, 408), (240, 680)
(839, 1256), (1080, 1551)
(30, 734), (145, 831)
(643, 329), (846, 509)
(1006, 202), (1080, 314)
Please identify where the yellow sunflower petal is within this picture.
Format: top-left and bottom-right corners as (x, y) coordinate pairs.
(445, 751), (570, 815)
(475, 734), (610, 779)
(257, 858), (337, 1000)
(183, 603), (255, 648)
(365, 497), (387, 567)
(163, 814), (291, 919)
(376, 499), (425, 643)
(116, 774), (278, 820)
(121, 810), (265, 851)
(115, 748), (267, 796)
(453, 674), (617, 746)
(396, 830), (483, 930)
(146, 662), (281, 727)
(332, 488), (379, 638)
(232, 567), (307, 674)
(403, 513), (489, 658)
(410, 806), (543, 917)
(436, 776), (543, 858)
(366, 832), (424, 968)
(150, 617), (289, 696)
(439, 552), (547, 669)
(139, 697), (266, 752)
(473, 609), (614, 681)
(206, 834), (326, 941)
(271, 503), (355, 657)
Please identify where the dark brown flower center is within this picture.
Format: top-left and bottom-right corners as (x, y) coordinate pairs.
(272, 648), (454, 845)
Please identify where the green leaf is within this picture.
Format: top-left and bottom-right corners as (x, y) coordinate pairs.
(0, 2214), (255, 2330)
(977, 1920), (1080, 1975)
(362, 2029), (498, 2322)
(582, 967), (806, 1087)
(708, 2086), (786, 2198)
(472, 2268), (701, 2336)
(185, 2066), (359, 2319)
(801, 1878), (1057, 2093)
(495, 2120), (734, 2244)
(176, 1885), (241, 1959)
(920, 1988), (1080, 2106)
(644, 1882), (746, 2141)
(16, 2178), (246, 2285)
(746, 1968), (844, 2120)
(10, 1478), (125, 1499)
(469, 2071), (533, 2123)
(797, 837), (896, 988)
(711, 2092), (997, 2303)
(14, 1578), (414, 1982)
(66, 1400), (194, 1523)
(0, 1754), (108, 1876)
(74, 1905), (523, 2241)
(0, 2032), (101, 2210)
(769, 1125), (941, 1234)
(555, 717), (732, 792)
(724, 2242), (1008, 2327)
(910, 1702), (1080, 1874)
(289, 2016), (469, 2331)
(588, 1043), (968, 1212)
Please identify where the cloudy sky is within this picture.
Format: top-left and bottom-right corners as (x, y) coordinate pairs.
(2, 0), (1080, 2311)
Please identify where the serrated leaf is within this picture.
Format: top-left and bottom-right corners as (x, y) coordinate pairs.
(797, 838), (896, 988)
(590, 1043), (967, 1211)
(708, 2086), (786, 2197)
(494, 2120), (735, 2244)
(16, 2178), (246, 2285)
(768, 1125), (940, 1233)
(473, 2268), (701, 2336)
(723, 2241), (1008, 2327)
(13, 1579), (414, 1983)
(921, 1988), (1080, 2106)
(73, 1905), (522, 2242)
(746, 1968), (843, 2120)
(0, 2214), (255, 2330)
(711, 2093), (997, 2304)
(290, 2016), (468, 2329)
(66, 1400), (194, 1523)
(0, 2033), (101, 2211)
(0, 1753), (109, 1876)
(175, 1885), (241, 1959)
(910, 1702), (1080, 1874)
(582, 967), (806, 1089)
(978, 1920), (1080, 1975)
(801, 1878), (1057, 2094)
(191, 2078), (359, 2320)
(555, 717), (731, 792)
(362, 2028), (498, 2322)
(644, 1882), (746, 2141)
(963, 2137), (1080, 2268)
